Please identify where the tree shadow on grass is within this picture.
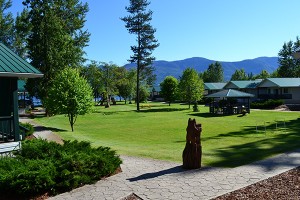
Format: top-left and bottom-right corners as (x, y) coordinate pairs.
(207, 118), (300, 168)
(189, 112), (228, 118)
(138, 108), (189, 113)
(34, 125), (67, 133)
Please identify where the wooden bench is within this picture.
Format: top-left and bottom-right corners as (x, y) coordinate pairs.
(0, 141), (21, 156)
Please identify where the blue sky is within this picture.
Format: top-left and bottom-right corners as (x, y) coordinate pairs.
(10, 0), (300, 66)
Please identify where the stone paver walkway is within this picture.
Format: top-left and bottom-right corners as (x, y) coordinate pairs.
(20, 117), (300, 200)
(50, 149), (300, 200)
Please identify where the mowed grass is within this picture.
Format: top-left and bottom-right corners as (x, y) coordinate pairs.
(34, 102), (300, 167)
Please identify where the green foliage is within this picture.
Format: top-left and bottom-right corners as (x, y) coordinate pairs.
(81, 61), (103, 104)
(251, 99), (284, 109)
(179, 68), (204, 108)
(200, 62), (224, 82)
(116, 68), (136, 104)
(121, 0), (159, 111)
(0, 0), (14, 48)
(231, 68), (249, 80)
(252, 70), (270, 79)
(277, 37), (300, 77)
(45, 67), (93, 131)
(0, 139), (122, 198)
(19, 122), (34, 136)
(99, 62), (120, 107)
(24, 0), (90, 105)
(138, 85), (150, 103)
(160, 76), (178, 106)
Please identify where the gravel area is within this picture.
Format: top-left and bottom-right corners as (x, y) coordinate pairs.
(213, 167), (300, 200)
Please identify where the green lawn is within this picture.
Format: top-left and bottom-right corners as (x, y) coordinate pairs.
(34, 102), (300, 167)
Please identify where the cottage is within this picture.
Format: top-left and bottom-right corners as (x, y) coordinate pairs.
(257, 78), (300, 104)
(0, 43), (43, 142)
(223, 80), (262, 98)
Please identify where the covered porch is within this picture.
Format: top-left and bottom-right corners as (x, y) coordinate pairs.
(0, 43), (43, 143)
(206, 89), (254, 115)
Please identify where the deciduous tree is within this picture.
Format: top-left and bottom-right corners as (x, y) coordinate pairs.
(23, 0), (90, 113)
(121, 0), (159, 111)
(81, 61), (103, 105)
(160, 76), (178, 106)
(45, 68), (93, 132)
(116, 69), (136, 104)
(179, 68), (204, 109)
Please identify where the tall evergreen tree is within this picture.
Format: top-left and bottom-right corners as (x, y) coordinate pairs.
(0, 0), (14, 47)
(121, 0), (159, 111)
(203, 61), (224, 82)
(13, 8), (31, 58)
(277, 37), (300, 77)
(231, 69), (248, 81)
(23, 0), (90, 113)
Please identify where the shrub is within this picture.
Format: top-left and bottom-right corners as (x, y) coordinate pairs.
(251, 99), (284, 109)
(19, 122), (34, 137)
(0, 139), (122, 198)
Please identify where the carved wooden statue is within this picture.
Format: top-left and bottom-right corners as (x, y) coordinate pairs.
(182, 118), (202, 169)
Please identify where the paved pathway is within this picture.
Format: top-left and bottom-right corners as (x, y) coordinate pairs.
(20, 117), (300, 200)
(49, 150), (300, 200)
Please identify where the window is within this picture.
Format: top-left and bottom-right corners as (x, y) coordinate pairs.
(283, 88), (289, 93)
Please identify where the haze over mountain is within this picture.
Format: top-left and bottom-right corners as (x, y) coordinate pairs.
(125, 57), (279, 85)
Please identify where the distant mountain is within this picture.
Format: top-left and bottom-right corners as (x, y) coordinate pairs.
(124, 57), (279, 85)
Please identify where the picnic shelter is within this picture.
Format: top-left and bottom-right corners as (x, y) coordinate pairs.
(206, 89), (254, 115)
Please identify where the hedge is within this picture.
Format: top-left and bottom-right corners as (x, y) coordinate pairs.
(0, 139), (122, 199)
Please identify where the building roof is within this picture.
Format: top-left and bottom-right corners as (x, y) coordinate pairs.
(0, 43), (43, 78)
(206, 89), (254, 98)
(224, 80), (262, 89)
(257, 78), (300, 88)
(204, 82), (226, 90)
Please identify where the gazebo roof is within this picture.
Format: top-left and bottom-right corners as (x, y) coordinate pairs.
(206, 89), (254, 98)
(204, 82), (226, 90)
(0, 43), (43, 78)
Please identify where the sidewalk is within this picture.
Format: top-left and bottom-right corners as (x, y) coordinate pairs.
(49, 149), (300, 200)
(19, 118), (64, 144)
(20, 118), (300, 200)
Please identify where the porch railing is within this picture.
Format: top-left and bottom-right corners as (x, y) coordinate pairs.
(258, 94), (292, 100)
(0, 116), (14, 142)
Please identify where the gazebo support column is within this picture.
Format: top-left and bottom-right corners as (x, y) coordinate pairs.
(13, 82), (20, 141)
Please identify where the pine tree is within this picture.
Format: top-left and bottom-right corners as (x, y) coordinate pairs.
(0, 0), (14, 48)
(121, 0), (159, 111)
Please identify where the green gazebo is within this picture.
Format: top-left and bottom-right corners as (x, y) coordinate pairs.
(206, 89), (254, 115)
(0, 43), (43, 142)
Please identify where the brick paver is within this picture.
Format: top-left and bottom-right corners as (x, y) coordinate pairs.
(50, 149), (300, 200)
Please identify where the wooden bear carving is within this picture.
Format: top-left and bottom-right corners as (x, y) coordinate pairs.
(182, 118), (202, 169)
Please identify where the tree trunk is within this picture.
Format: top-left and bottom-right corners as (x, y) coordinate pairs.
(69, 114), (74, 132)
(169, 101), (171, 106)
(136, 31), (141, 111)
